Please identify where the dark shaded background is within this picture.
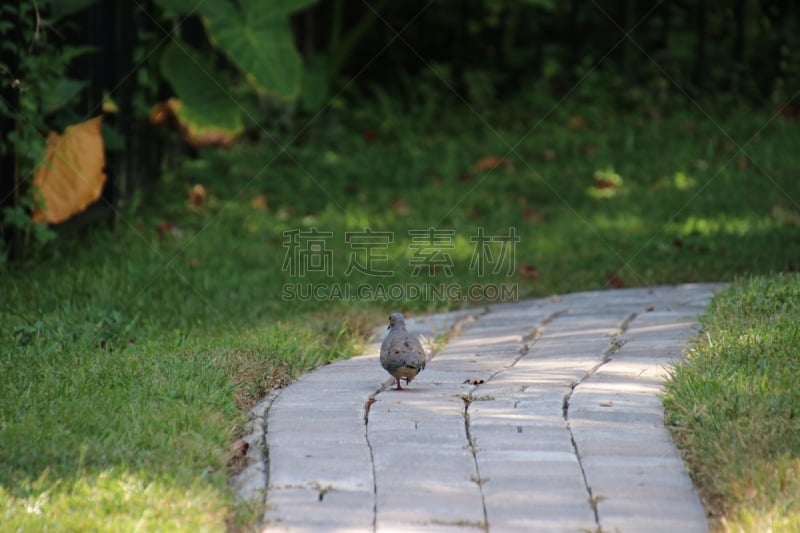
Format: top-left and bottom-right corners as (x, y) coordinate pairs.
(2, 0), (799, 259)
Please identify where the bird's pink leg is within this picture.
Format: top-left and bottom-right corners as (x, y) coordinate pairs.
(395, 378), (403, 390)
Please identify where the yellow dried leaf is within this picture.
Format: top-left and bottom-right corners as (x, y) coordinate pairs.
(250, 194), (268, 210)
(188, 184), (208, 208)
(32, 116), (106, 224)
(473, 155), (514, 172)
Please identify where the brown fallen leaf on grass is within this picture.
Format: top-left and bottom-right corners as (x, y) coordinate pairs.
(157, 220), (184, 238)
(592, 169), (623, 190)
(467, 204), (483, 220)
(463, 377), (485, 385)
(188, 184), (208, 208)
(32, 116), (106, 224)
(250, 194), (268, 210)
(539, 149), (557, 161)
(607, 272), (625, 288)
(567, 116), (586, 129)
(393, 198), (409, 216)
(523, 207), (543, 221)
(779, 103), (800, 120)
(589, 170), (623, 199)
(715, 139), (735, 154)
(518, 263), (539, 279)
(580, 143), (599, 157)
(473, 155), (514, 172)
(594, 177), (617, 189)
(743, 483), (758, 499)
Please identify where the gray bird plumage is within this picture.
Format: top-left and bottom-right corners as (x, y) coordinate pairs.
(380, 312), (427, 390)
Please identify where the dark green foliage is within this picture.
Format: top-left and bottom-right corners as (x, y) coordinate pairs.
(307, 0), (800, 107)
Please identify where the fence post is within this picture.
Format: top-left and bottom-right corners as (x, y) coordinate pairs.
(0, 0), (22, 260)
(693, 0), (707, 89)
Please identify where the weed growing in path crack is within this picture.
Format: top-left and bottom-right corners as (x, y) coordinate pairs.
(470, 474), (490, 486)
(431, 519), (488, 530)
(315, 483), (334, 502)
(562, 313), (636, 530)
(459, 393), (489, 529)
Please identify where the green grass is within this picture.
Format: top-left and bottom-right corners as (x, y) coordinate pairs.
(2, 90), (800, 529)
(664, 274), (800, 532)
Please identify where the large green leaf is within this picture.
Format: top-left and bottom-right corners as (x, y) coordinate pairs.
(200, 0), (318, 101)
(42, 78), (85, 114)
(301, 54), (329, 112)
(159, 41), (243, 136)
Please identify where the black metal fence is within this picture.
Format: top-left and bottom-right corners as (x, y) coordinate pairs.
(1, 1), (166, 260)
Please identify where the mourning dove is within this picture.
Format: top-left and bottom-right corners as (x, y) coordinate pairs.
(380, 312), (427, 390)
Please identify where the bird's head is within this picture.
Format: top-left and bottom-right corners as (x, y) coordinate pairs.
(387, 312), (405, 330)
